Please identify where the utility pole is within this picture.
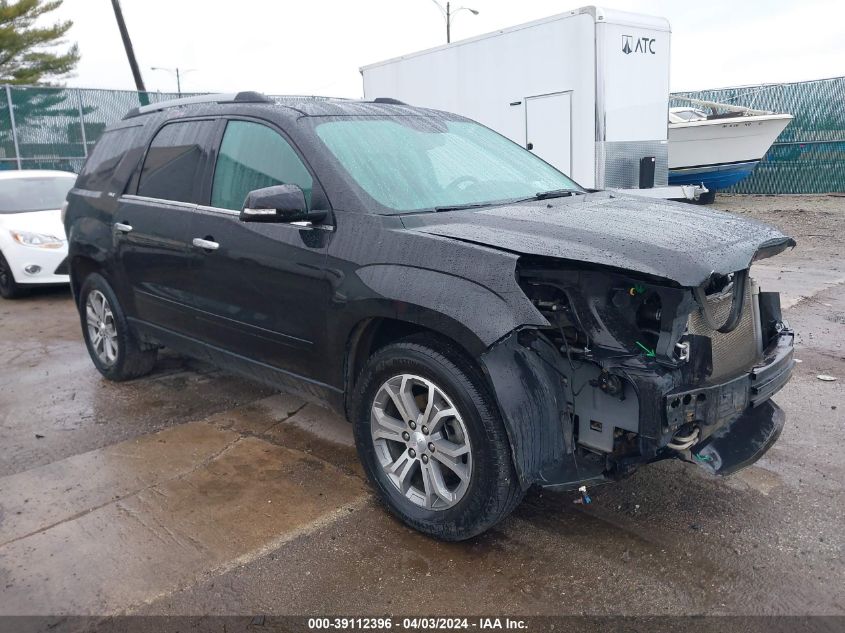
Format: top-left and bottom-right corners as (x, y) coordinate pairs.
(151, 67), (196, 97)
(429, 0), (479, 44)
(110, 0), (147, 94)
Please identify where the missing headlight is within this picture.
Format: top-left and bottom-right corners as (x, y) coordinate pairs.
(635, 291), (662, 350)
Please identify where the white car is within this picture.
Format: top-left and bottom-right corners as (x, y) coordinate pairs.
(0, 170), (76, 299)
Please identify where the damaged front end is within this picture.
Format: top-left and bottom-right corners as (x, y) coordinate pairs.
(481, 254), (795, 491)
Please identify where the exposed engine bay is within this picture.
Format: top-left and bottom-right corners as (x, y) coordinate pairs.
(481, 254), (795, 490)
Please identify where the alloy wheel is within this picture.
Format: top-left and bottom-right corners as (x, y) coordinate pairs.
(371, 374), (472, 510)
(85, 290), (118, 366)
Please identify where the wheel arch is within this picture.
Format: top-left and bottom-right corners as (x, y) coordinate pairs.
(345, 314), (590, 490)
(343, 313), (487, 419)
(69, 255), (104, 305)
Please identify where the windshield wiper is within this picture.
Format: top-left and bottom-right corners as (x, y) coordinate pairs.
(507, 189), (585, 205)
(533, 189), (582, 200)
(432, 189), (583, 212)
(433, 202), (493, 212)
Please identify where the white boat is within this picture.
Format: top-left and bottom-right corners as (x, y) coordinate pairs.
(668, 97), (792, 195)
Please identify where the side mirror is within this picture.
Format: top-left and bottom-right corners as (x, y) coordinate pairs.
(239, 184), (326, 224)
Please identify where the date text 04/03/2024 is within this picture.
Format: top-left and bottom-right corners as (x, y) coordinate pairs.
(306, 617), (528, 630)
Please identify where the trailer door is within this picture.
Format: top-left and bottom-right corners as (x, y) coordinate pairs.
(525, 91), (572, 176)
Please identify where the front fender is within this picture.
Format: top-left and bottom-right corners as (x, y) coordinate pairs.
(479, 330), (598, 489)
(352, 264), (544, 354)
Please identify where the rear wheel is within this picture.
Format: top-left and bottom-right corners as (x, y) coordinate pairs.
(352, 335), (523, 540)
(79, 273), (157, 381)
(0, 250), (25, 299)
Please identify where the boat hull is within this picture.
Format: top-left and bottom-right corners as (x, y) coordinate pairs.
(668, 113), (792, 191)
(668, 160), (759, 189)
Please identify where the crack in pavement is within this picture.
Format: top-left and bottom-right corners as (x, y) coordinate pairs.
(121, 496), (372, 617)
(259, 402), (309, 435)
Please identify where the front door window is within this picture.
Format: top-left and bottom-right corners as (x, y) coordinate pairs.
(211, 121), (313, 211)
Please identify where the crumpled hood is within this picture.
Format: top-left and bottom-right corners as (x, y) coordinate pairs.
(401, 192), (794, 287)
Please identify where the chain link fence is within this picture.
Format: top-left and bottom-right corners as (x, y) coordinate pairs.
(1, 79), (842, 194)
(0, 85), (185, 174)
(671, 75), (845, 194)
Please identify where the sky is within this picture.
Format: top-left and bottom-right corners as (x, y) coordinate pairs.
(50, 0), (844, 96)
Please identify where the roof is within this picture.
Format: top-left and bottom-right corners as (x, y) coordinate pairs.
(122, 92), (432, 120)
(270, 96), (432, 117)
(0, 169), (76, 180)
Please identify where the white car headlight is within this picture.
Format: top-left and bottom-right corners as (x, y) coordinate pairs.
(10, 230), (64, 249)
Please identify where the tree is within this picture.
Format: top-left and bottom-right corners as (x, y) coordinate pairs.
(0, 0), (79, 85)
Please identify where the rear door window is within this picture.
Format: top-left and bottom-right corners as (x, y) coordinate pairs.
(211, 120), (313, 211)
(137, 120), (216, 203)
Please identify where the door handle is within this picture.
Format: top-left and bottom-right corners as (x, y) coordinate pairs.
(192, 237), (219, 251)
(114, 222), (133, 233)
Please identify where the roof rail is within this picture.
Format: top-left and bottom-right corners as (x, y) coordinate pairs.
(123, 91), (272, 119)
(372, 97), (407, 105)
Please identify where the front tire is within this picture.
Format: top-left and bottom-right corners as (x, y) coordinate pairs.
(352, 335), (524, 541)
(79, 273), (157, 381)
(0, 250), (25, 299)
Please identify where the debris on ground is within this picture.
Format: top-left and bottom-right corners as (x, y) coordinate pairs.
(816, 375), (837, 382)
(573, 485), (592, 505)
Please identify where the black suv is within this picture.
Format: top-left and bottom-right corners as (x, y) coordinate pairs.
(65, 92), (796, 540)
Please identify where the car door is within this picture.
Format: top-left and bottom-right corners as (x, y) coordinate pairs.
(187, 118), (334, 385)
(525, 91), (572, 176)
(115, 118), (220, 337)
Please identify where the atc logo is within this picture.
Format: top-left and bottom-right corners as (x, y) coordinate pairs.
(622, 34), (656, 55)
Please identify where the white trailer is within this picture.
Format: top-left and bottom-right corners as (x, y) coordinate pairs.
(361, 6), (702, 199)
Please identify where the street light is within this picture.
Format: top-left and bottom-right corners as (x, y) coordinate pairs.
(150, 66), (196, 97)
(428, 0), (479, 43)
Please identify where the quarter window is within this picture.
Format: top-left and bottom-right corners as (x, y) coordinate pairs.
(211, 121), (313, 211)
(137, 120), (215, 203)
(77, 125), (140, 191)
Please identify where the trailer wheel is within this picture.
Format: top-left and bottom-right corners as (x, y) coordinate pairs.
(697, 191), (717, 205)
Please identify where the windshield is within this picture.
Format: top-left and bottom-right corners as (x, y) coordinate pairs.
(0, 175), (75, 213)
(670, 108), (708, 123)
(315, 118), (580, 213)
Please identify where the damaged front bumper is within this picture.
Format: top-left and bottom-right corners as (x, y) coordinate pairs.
(691, 400), (785, 476)
(665, 330), (794, 433)
(480, 318), (795, 491)
(665, 329), (794, 475)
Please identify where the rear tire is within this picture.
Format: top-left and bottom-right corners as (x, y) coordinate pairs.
(0, 250), (26, 299)
(79, 272), (157, 381)
(352, 334), (524, 541)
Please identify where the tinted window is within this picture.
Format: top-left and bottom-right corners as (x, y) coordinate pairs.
(77, 126), (140, 191)
(211, 121), (313, 211)
(138, 120), (215, 203)
(0, 176), (76, 213)
(315, 119), (578, 213)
